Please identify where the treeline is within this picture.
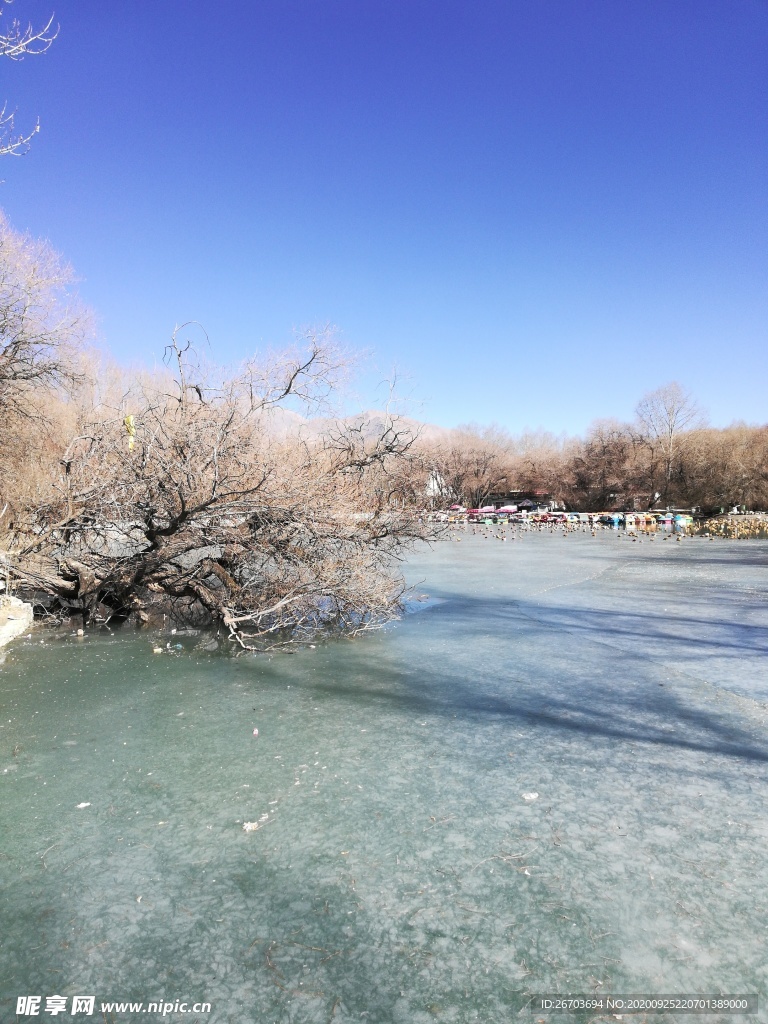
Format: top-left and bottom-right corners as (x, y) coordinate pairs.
(416, 409), (768, 513)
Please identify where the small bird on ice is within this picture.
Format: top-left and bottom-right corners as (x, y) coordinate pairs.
(252, 728), (259, 738)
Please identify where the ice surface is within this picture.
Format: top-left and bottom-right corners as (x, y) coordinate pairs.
(0, 530), (767, 1022)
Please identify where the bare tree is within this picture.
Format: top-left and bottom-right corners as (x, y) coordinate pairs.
(635, 382), (704, 506)
(0, 211), (90, 422)
(3, 327), (431, 647)
(564, 419), (638, 510)
(425, 425), (512, 508)
(0, 0), (57, 156)
(511, 429), (568, 500)
(676, 423), (768, 511)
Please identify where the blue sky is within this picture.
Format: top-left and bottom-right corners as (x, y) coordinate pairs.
(1, 0), (766, 433)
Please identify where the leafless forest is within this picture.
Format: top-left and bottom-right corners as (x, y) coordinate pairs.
(420, 396), (768, 515)
(1, 215), (766, 641)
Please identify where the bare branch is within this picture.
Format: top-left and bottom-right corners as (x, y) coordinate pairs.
(0, 101), (39, 155)
(0, 6), (57, 60)
(0, 2), (58, 155)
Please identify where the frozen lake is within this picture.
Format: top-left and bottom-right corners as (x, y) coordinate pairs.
(1, 529), (767, 1022)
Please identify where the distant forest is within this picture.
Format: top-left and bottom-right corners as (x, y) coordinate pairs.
(418, 397), (768, 513)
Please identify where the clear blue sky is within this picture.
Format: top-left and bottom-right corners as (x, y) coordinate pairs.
(1, 0), (766, 433)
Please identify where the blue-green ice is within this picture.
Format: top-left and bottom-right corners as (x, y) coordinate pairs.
(1, 529), (767, 1022)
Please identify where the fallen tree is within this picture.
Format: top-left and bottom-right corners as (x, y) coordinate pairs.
(3, 328), (432, 649)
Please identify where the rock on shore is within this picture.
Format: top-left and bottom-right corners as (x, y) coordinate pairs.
(0, 595), (34, 649)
